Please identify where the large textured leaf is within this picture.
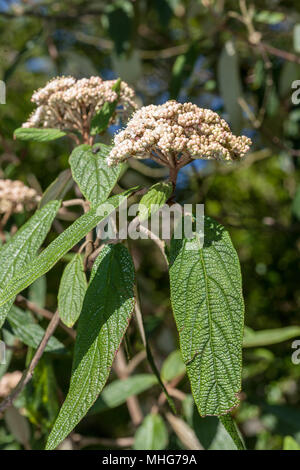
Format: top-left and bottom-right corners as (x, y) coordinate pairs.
(46, 243), (135, 449)
(69, 144), (124, 206)
(134, 413), (168, 450)
(58, 254), (87, 327)
(90, 374), (157, 414)
(169, 216), (244, 416)
(0, 201), (60, 327)
(138, 181), (173, 222)
(7, 306), (64, 353)
(14, 128), (66, 142)
(0, 189), (135, 308)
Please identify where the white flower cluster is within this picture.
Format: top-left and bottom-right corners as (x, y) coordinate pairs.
(0, 179), (40, 214)
(107, 101), (251, 166)
(22, 76), (137, 135)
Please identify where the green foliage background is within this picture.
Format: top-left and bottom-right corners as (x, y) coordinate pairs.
(0, 0), (300, 450)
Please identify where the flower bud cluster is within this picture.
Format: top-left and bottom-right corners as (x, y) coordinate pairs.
(23, 76), (137, 135)
(107, 101), (251, 166)
(0, 179), (40, 214)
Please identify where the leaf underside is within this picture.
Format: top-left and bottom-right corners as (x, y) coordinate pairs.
(169, 216), (244, 416)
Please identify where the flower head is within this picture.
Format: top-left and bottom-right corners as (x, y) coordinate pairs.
(22, 76), (137, 139)
(0, 179), (40, 214)
(107, 101), (251, 167)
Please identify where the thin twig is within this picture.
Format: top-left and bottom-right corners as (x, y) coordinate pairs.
(133, 285), (176, 413)
(113, 348), (143, 426)
(0, 311), (60, 413)
(62, 199), (85, 208)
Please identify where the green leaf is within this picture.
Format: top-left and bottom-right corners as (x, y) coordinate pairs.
(184, 396), (244, 450)
(90, 374), (158, 414)
(58, 254), (87, 327)
(134, 413), (168, 450)
(161, 350), (186, 382)
(169, 216), (244, 416)
(29, 276), (47, 309)
(25, 357), (59, 430)
(219, 415), (245, 450)
(255, 11), (285, 25)
(69, 144), (124, 206)
(39, 169), (72, 209)
(90, 78), (121, 135)
(0, 189), (136, 309)
(243, 325), (300, 348)
(7, 306), (65, 353)
(283, 436), (300, 450)
(46, 243), (135, 450)
(14, 128), (66, 142)
(138, 181), (173, 222)
(217, 41), (243, 134)
(0, 201), (60, 328)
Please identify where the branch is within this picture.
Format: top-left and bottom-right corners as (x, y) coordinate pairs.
(113, 348), (143, 427)
(0, 311), (60, 413)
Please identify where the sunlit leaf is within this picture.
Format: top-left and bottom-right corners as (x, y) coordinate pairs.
(69, 144), (124, 206)
(14, 128), (66, 142)
(58, 254), (87, 327)
(46, 243), (135, 449)
(138, 181), (173, 222)
(0, 189), (136, 309)
(169, 216), (244, 416)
